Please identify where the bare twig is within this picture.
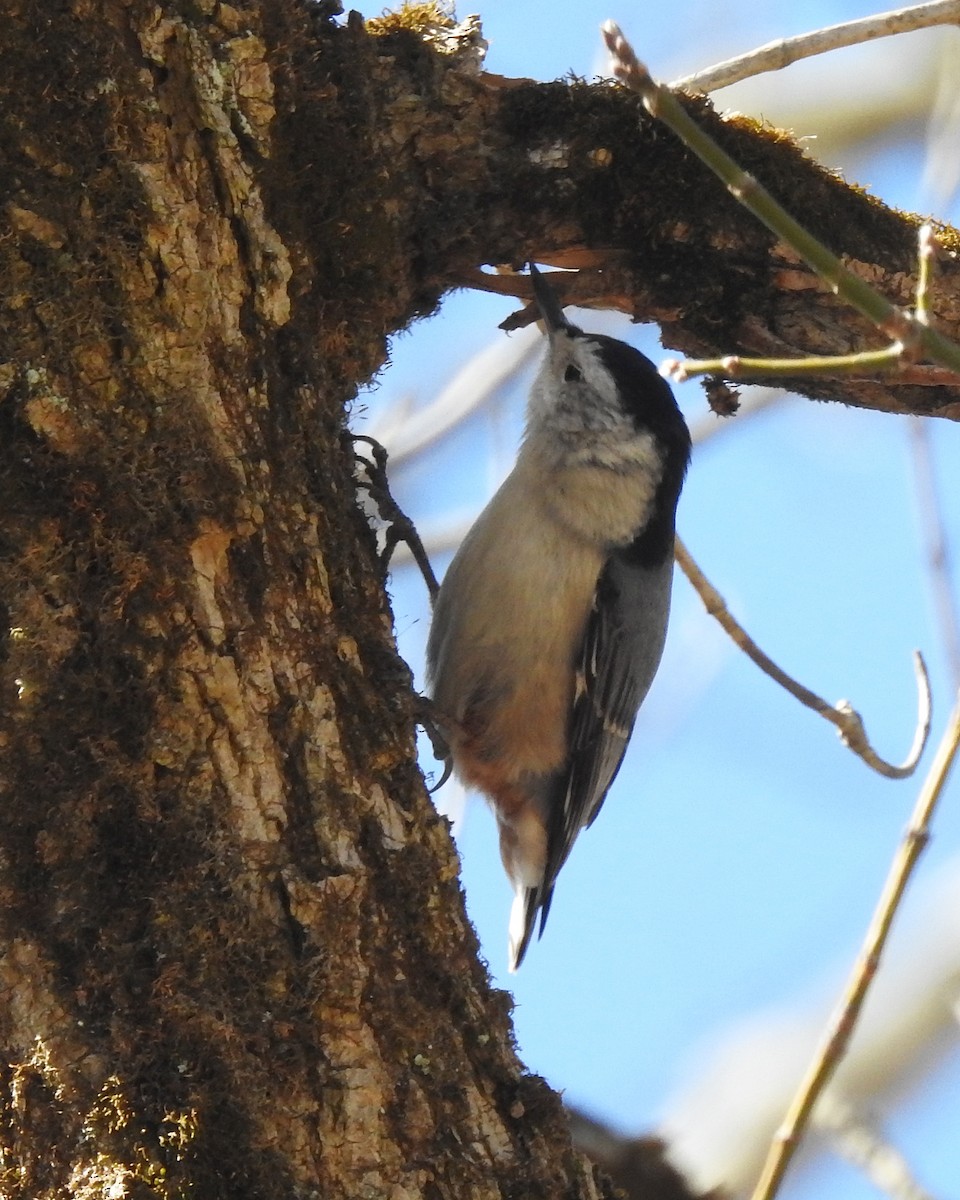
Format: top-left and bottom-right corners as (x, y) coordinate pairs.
(664, 346), (906, 384)
(601, 22), (960, 377)
(674, 537), (932, 779)
(664, 356), (960, 387)
(660, 854), (960, 1193)
(662, 225), (960, 384)
(914, 223), (937, 327)
(662, 223), (955, 383)
(670, 1), (960, 95)
(750, 690), (960, 1200)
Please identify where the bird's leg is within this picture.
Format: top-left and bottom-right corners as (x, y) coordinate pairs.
(413, 694), (455, 793)
(352, 434), (440, 603)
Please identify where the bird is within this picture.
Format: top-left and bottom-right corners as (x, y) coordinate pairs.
(426, 264), (691, 970)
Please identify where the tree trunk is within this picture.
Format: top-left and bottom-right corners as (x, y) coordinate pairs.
(0, 0), (952, 1195)
(0, 0), (619, 1194)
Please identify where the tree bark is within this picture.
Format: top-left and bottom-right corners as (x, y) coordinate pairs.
(345, 9), (960, 422)
(0, 0), (949, 1195)
(0, 0), (621, 1194)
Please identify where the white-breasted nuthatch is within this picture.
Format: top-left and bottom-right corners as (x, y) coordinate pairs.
(427, 265), (691, 970)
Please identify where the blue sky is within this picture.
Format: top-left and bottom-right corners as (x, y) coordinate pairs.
(351, 3), (960, 1196)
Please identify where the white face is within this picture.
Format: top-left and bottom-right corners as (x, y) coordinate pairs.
(527, 330), (628, 436)
(525, 329), (664, 476)
(518, 329), (667, 548)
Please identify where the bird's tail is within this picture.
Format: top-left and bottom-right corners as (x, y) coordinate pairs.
(507, 883), (554, 972)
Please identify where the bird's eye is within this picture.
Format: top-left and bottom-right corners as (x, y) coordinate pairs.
(564, 364), (583, 383)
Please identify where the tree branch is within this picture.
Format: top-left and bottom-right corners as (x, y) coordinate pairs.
(751, 690), (960, 1200)
(671, 1), (960, 94)
(354, 19), (960, 420)
(674, 538), (932, 779)
(602, 24), (960, 380)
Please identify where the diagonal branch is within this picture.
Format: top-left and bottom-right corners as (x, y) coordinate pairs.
(662, 225), (960, 386)
(750, 689), (960, 1200)
(602, 21), (960, 378)
(356, 13), (960, 419)
(674, 538), (932, 779)
(671, 0), (960, 95)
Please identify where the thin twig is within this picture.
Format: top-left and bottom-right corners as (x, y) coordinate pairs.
(674, 537), (932, 779)
(664, 226), (942, 382)
(665, 357), (960, 387)
(750, 690), (960, 1200)
(662, 227), (960, 384)
(659, 856), (960, 1193)
(914, 223), (937, 327)
(601, 22), (960, 376)
(663, 346), (905, 384)
(670, 1), (960, 95)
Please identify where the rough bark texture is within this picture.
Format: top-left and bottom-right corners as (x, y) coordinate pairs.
(322, 9), (960, 422)
(0, 2), (613, 1196)
(0, 0), (951, 1196)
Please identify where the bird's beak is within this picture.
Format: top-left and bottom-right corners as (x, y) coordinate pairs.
(529, 263), (569, 333)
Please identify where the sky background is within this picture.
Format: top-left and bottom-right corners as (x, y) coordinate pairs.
(350, 3), (960, 1197)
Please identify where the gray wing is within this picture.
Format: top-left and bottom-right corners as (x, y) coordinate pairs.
(551, 550), (672, 868)
(513, 552), (673, 962)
